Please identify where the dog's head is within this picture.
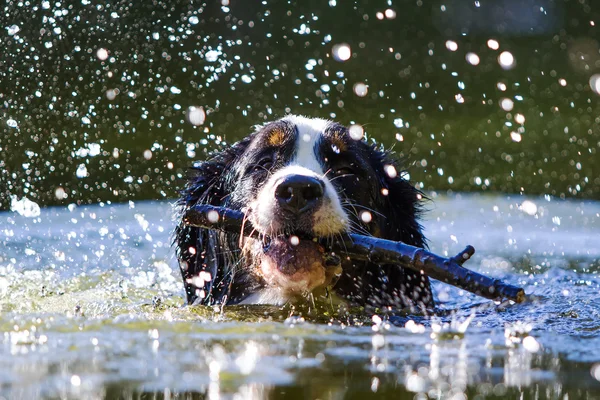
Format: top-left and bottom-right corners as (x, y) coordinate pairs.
(240, 117), (349, 240)
(178, 115), (429, 307)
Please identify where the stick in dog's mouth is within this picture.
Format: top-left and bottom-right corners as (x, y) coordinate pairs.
(183, 204), (527, 303)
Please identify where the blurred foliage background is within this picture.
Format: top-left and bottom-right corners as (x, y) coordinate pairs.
(1, 0), (599, 210)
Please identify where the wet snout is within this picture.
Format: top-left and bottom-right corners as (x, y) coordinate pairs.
(275, 175), (325, 214)
(249, 165), (348, 237)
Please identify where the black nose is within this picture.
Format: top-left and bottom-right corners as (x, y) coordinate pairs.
(275, 175), (325, 213)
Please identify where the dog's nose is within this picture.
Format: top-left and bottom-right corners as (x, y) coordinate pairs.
(275, 175), (325, 213)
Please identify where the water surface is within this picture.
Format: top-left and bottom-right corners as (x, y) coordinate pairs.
(1, 194), (599, 398)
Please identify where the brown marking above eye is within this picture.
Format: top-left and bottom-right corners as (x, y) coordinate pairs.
(267, 129), (286, 147)
(329, 130), (347, 153)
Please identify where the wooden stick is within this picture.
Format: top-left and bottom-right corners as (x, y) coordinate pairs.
(182, 204), (526, 303)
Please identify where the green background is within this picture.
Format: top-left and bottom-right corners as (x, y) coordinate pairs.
(1, 0), (599, 209)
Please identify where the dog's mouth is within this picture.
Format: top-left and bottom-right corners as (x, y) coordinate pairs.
(258, 234), (342, 295)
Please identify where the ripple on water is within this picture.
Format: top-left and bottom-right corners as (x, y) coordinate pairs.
(0, 194), (599, 397)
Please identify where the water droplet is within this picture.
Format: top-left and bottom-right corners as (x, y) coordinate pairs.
(371, 377), (380, 393)
(187, 106), (206, 126)
(106, 88), (119, 100)
(445, 40), (458, 51)
(207, 210), (220, 223)
(510, 131), (522, 142)
(70, 375), (81, 387)
(205, 50), (220, 62)
(10, 196), (41, 218)
(514, 114), (525, 124)
(592, 364), (600, 381)
(349, 124), (364, 140)
(487, 39), (500, 50)
(589, 74), (600, 95)
(76, 164), (89, 178)
(7, 25), (20, 35)
(54, 187), (67, 200)
(360, 211), (372, 223)
(353, 82), (368, 97)
(371, 334), (384, 348)
(500, 98), (514, 111)
(189, 15), (199, 25)
(405, 373), (425, 392)
(199, 271), (212, 282)
(6, 118), (18, 128)
(465, 52), (480, 65)
(96, 48), (109, 61)
(384, 164), (397, 178)
(498, 51), (515, 69)
(332, 43), (351, 61)
(519, 200), (537, 215)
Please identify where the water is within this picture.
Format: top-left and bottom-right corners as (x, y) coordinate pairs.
(1, 194), (599, 398)
(2, 1), (600, 397)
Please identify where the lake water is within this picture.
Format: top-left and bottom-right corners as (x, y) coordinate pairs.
(1, 193), (599, 399)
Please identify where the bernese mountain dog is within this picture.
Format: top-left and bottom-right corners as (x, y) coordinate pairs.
(175, 115), (433, 310)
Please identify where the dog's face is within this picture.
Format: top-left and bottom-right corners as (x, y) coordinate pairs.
(234, 116), (349, 237)
(177, 115), (429, 308)
(225, 116), (393, 302)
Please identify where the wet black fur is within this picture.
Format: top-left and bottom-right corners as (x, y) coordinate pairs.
(174, 120), (433, 310)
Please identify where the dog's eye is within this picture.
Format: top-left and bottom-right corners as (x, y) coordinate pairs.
(254, 157), (273, 171)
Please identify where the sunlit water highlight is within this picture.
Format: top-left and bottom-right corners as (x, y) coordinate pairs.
(0, 194), (599, 398)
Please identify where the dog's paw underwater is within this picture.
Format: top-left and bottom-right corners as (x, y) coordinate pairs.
(175, 115), (433, 311)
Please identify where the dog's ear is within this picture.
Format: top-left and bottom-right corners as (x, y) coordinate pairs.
(174, 137), (252, 305)
(374, 150), (433, 309)
(333, 144), (433, 310)
(374, 150), (426, 248)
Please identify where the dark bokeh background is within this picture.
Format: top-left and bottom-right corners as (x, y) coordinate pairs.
(1, 0), (599, 210)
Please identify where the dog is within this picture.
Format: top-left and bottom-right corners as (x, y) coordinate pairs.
(175, 115), (433, 310)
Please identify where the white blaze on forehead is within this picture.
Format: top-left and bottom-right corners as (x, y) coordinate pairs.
(281, 115), (330, 174)
(250, 115), (348, 236)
